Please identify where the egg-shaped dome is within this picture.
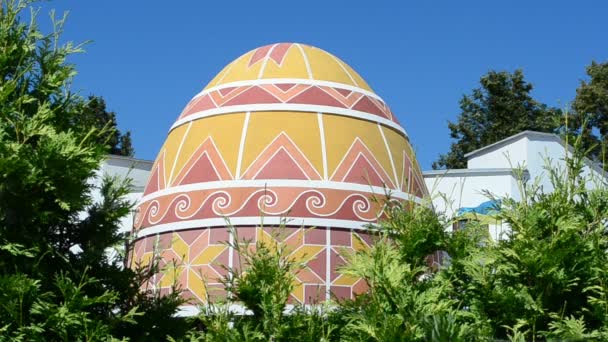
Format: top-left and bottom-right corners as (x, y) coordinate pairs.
(130, 43), (426, 307)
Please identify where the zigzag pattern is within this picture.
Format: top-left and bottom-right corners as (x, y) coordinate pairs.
(331, 138), (396, 189)
(179, 84), (397, 123)
(172, 137), (233, 186)
(143, 151), (166, 196)
(152, 131), (411, 191)
(241, 132), (322, 181)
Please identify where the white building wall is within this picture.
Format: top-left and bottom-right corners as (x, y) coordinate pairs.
(426, 131), (606, 241)
(424, 170), (518, 241)
(467, 137), (528, 169)
(424, 170), (519, 218)
(523, 135), (605, 193)
(464, 132), (606, 194)
(525, 136), (565, 193)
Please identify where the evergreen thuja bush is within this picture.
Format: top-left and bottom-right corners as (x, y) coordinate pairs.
(0, 1), (186, 340)
(442, 134), (608, 341)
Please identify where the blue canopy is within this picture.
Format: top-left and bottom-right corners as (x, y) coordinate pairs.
(457, 200), (501, 216)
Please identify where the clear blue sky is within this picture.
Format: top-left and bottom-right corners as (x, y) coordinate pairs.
(38, 1), (607, 169)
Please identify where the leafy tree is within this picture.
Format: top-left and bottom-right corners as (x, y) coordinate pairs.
(0, 1), (182, 339)
(572, 60), (608, 168)
(442, 136), (608, 340)
(434, 70), (561, 169)
(80, 95), (135, 157)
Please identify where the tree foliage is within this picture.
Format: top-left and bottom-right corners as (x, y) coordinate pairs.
(80, 95), (135, 157)
(0, 1), (181, 339)
(441, 137), (608, 340)
(572, 60), (608, 168)
(434, 70), (562, 169)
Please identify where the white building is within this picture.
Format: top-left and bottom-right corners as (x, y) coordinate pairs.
(424, 130), (606, 240)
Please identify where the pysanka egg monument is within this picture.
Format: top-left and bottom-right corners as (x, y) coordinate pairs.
(130, 43), (427, 306)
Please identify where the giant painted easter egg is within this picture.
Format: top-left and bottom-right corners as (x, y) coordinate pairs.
(130, 43), (427, 309)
